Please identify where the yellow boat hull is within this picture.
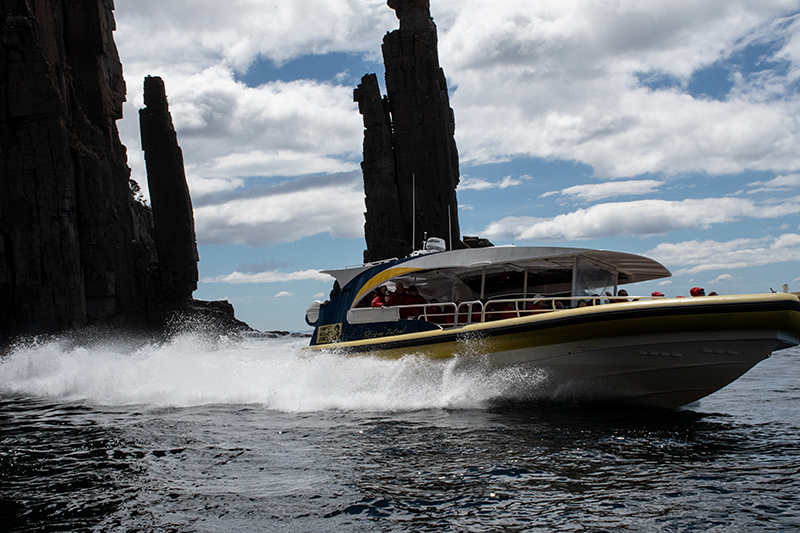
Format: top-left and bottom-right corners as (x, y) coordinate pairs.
(308, 294), (800, 408)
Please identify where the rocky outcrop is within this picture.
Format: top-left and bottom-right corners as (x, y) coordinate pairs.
(139, 76), (199, 304)
(0, 0), (152, 339)
(355, 0), (462, 263)
(463, 236), (494, 249)
(0, 1), (226, 342)
(354, 74), (407, 261)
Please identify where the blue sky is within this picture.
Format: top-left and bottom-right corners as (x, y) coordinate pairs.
(113, 0), (800, 331)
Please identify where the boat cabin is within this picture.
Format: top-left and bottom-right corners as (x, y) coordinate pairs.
(306, 240), (671, 346)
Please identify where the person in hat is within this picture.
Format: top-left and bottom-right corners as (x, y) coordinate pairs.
(690, 287), (705, 297)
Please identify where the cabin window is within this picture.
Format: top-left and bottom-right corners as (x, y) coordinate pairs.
(573, 256), (617, 303)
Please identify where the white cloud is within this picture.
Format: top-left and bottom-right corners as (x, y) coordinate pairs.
(557, 179), (664, 202)
(456, 177), (494, 191)
(197, 149), (357, 184)
(458, 174), (530, 190)
(124, 68), (363, 193)
(709, 273), (735, 284)
(773, 232), (800, 248)
(438, 0), (800, 178)
(202, 269), (330, 284)
(115, 0), (394, 72)
(273, 291), (295, 298)
(647, 233), (800, 275)
(483, 196), (800, 241)
(748, 173), (800, 193)
(193, 173), (365, 246)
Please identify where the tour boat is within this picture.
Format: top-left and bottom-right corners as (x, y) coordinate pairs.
(305, 238), (800, 409)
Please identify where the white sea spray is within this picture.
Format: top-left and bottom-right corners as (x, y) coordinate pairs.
(0, 332), (548, 412)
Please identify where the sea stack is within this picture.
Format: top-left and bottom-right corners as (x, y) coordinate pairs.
(355, 0), (462, 263)
(139, 76), (199, 305)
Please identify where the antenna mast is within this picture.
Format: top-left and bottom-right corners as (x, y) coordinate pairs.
(412, 173), (416, 250)
(448, 205), (452, 250)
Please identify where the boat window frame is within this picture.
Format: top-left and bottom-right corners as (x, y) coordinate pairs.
(572, 255), (619, 302)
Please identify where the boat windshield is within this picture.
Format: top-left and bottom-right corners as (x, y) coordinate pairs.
(573, 256), (617, 300)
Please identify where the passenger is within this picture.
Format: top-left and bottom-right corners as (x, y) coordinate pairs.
(523, 295), (549, 314)
(403, 285), (427, 319)
(651, 291), (665, 298)
(329, 280), (341, 299)
(485, 301), (499, 320)
(708, 291), (718, 296)
(387, 282), (409, 307)
(486, 301), (514, 320)
(425, 298), (444, 324)
(690, 287), (705, 297)
(456, 300), (468, 324)
(499, 302), (517, 320)
(457, 301), (482, 324)
(577, 299), (589, 307)
(438, 300), (458, 326)
(371, 286), (389, 307)
(611, 289), (629, 303)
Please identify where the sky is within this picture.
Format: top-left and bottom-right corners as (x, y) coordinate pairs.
(113, 0), (800, 332)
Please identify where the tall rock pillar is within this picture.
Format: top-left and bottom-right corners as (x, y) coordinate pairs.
(355, 0), (462, 263)
(354, 74), (407, 262)
(139, 76), (199, 305)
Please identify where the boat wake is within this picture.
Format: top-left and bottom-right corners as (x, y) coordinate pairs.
(0, 332), (548, 412)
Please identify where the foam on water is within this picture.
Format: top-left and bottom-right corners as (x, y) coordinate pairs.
(0, 332), (546, 412)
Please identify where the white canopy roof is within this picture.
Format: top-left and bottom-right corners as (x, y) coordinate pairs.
(321, 246), (671, 288)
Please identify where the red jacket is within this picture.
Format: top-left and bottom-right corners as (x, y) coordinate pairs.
(387, 291), (408, 307)
(404, 294), (427, 319)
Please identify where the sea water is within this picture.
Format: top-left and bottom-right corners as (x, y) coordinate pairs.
(1, 331), (798, 531)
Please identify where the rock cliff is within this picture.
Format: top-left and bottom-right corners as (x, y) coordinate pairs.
(0, 1), (224, 341)
(1, 0), (149, 339)
(355, 0), (462, 262)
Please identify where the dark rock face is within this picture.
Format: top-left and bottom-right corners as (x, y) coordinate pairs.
(354, 74), (406, 262)
(463, 236), (494, 249)
(0, 0), (151, 338)
(355, 0), (462, 263)
(139, 76), (199, 304)
(0, 1), (217, 341)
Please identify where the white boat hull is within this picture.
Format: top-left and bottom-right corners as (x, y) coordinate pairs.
(480, 330), (789, 408)
(310, 294), (800, 409)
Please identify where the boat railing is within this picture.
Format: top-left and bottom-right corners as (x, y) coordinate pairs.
(411, 295), (661, 328)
